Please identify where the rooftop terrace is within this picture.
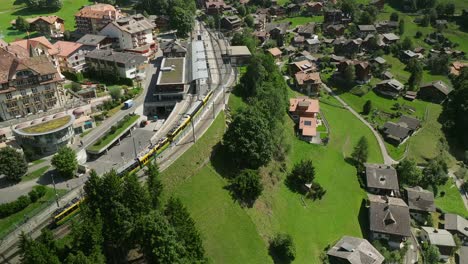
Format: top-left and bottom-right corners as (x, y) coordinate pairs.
(157, 57), (186, 85)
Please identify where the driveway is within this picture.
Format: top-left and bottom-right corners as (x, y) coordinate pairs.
(322, 83), (397, 165)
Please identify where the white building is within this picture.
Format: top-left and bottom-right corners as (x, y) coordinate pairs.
(85, 50), (146, 79)
(99, 14), (156, 57)
(53, 41), (94, 73)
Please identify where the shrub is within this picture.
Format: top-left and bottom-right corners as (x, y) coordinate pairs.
(269, 233), (296, 263)
(0, 195), (31, 218)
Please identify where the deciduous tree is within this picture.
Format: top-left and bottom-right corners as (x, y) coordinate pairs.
(230, 169), (263, 204)
(146, 162), (163, 209)
(269, 233), (296, 263)
(396, 159), (422, 187)
(0, 147), (27, 182)
(51, 146), (77, 179)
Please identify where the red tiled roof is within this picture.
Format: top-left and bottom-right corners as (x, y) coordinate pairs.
(268, 47), (282, 57)
(295, 72), (321, 85)
(75, 3), (120, 19)
(299, 117), (317, 136)
(53, 41), (83, 57)
(11, 37), (59, 55)
(289, 97), (320, 113)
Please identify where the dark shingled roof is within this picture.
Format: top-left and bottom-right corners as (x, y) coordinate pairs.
(368, 194), (411, 237)
(398, 115), (421, 131)
(445, 213), (468, 238)
(327, 236), (385, 264)
(77, 34), (107, 46)
(365, 163), (399, 191)
(420, 80), (453, 96)
(383, 122), (411, 141)
(404, 186), (435, 212)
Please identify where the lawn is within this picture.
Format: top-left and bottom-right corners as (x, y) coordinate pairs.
(0, 186), (66, 239)
(21, 116), (71, 134)
(275, 16), (324, 28)
(160, 113), (272, 264)
(0, 0), (92, 42)
(29, 158), (45, 166)
(333, 84), (448, 163)
(159, 87), (385, 262)
(87, 115), (139, 152)
(21, 166), (50, 182)
(435, 178), (468, 218)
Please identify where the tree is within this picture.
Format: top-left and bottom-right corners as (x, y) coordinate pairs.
(308, 182), (326, 200)
(287, 160), (315, 192)
(146, 162), (163, 209)
(363, 100), (373, 115)
(398, 19), (405, 35)
(0, 147), (27, 182)
(426, 54), (449, 75)
(244, 15), (254, 28)
(108, 86), (122, 101)
(15, 16), (30, 32)
(390, 12), (399, 22)
(137, 211), (187, 263)
(402, 37), (414, 50)
(237, 4), (246, 16)
(170, 6), (193, 38)
(19, 233), (60, 264)
(445, 3), (455, 16)
(223, 108), (274, 169)
(164, 197), (205, 262)
(424, 244), (440, 264)
(351, 137), (369, 170)
(230, 169), (263, 204)
(396, 159), (422, 187)
(340, 0), (357, 20)
(269, 233), (296, 263)
(47, 0), (62, 10)
(343, 64), (355, 85)
(51, 146), (77, 179)
(407, 59), (423, 89)
(443, 68), (468, 148)
(422, 157), (449, 188)
(71, 82), (82, 92)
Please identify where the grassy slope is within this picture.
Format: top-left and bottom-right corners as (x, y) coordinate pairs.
(435, 178), (468, 218)
(160, 113), (272, 264)
(244, 93), (383, 263)
(0, 0), (91, 42)
(276, 16), (324, 28)
(0, 187), (66, 238)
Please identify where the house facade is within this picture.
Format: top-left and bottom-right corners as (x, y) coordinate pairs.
(53, 41), (93, 73)
(85, 50), (146, 79)
(75, 3), (123, 34)
(418, 80), (453, 103)
(27, 16), (65, 38)
(99, 14), (156, 57)
(289, 97), (321, 143)
(0, 48), (64, 121)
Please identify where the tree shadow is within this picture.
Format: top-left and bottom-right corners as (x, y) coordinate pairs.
(268, 242), (293, 264)
(437, 109), (466, 160)
(36, 169), (70, 186)
(0, 175), (20, 189)
(11, 6), (60, 17)
(358, 199), (370, 239)
(209, 142), (239, 180)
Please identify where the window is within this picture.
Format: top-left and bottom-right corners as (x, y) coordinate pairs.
(6, 102), (17, 108)
(32, 88), (38, 93)
(6, 93), (12, 99)
(34, 96), (41, 102)
(20, 90), (27, 96)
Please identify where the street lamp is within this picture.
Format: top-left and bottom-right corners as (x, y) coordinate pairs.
(51, 172), (60, 208)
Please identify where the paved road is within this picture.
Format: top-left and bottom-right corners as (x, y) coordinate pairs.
(322, 83), (397, 165)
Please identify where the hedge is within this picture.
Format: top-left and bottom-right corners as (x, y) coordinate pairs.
(0, 186), (47, 218)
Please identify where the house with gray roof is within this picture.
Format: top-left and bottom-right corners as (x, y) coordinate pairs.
(418, 80), (453, 103)
(357, 25), (376, 37)
(368, 194), (411, 248)
(365, 163), (399, 196)
(85, 50), (146, 79)
(99, 14), (156, 57)
(421, 227), (456, 261)
(76, 34), (112, 50)
(445, 214), (468, 245)
(374, 78), (404, 98)
(404, 186), (435, 222)
(382, 115), (420, 145)
(160, 40), (187, 58)
(327, 236), (384, 264)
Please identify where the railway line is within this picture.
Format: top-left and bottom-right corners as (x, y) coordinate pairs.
(0, 20), (232, 264)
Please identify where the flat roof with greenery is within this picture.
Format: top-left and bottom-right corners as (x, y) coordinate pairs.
(20, 116), (73, 135)
(87, 115), (139, 153)
(157, 57), (185, 85)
